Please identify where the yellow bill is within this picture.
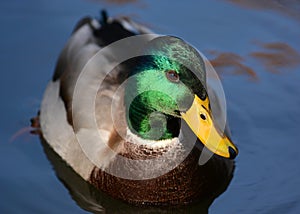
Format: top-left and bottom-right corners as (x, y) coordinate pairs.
(181, 95), (238, 159)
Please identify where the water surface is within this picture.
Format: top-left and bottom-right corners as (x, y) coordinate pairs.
(1, 0), (300, 213)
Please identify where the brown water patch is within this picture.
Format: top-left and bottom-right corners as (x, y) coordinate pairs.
(88, 0), (147, 8)
(94, 0), (138, 4)
(250, 41), (300, 73)
(208, 51), (257, 80)
(207, 41), (300, 80)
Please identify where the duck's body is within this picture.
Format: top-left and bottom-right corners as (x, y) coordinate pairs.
(39, 12), (237, 207)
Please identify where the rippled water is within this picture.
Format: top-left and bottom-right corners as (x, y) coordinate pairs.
(1, 0), (300, 213)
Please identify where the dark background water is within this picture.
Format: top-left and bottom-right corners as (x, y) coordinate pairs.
(1, 0), (300, 213)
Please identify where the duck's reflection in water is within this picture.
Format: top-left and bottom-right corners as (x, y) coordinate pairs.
(40, 137), (218, 214)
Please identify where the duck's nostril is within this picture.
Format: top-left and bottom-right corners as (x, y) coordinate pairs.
(228, 146), (237, 159)
(200, 113), (206, 120)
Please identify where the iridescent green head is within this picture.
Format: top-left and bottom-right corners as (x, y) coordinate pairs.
(124, 36), (238, 159)
(125, 36), (206, 139)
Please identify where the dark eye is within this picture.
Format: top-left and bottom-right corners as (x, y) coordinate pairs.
(166, 70), (179, 82)
(200, 113), (206, 120)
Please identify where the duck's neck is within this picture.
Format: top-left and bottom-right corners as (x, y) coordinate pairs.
(126, 94), (180, 141)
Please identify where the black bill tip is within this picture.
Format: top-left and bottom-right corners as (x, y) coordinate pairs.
(228, 146), (237, 159)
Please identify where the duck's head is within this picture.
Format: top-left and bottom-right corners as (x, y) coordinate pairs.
(124, 36), (238, 159)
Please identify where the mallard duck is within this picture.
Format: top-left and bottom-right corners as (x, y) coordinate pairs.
(38, 11), (238, 207)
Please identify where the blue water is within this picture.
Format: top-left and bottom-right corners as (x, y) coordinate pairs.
(1, 0), (300, 213)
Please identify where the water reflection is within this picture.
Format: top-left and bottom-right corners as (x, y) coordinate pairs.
(207, 41), (300, 80)
(90, 0), (140, 5)
(224, 0), (300, 21)
(250, 42), (300, 73)
(208, 51), (257, 80)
